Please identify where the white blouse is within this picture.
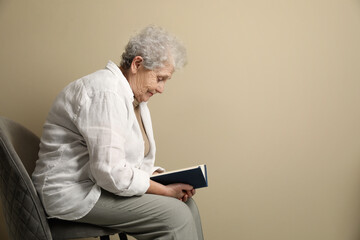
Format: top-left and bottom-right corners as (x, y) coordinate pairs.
(32, 61), (161, 220)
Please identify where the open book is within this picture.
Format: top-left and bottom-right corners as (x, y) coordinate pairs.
(150, 164), (208, 189)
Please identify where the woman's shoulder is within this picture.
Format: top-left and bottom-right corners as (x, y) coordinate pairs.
(83, 69), (122, 92)
(68, 67), (131, 102)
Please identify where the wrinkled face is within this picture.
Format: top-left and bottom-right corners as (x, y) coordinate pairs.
(130, 62), (174, 102)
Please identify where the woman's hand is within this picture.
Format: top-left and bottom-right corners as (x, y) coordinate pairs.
(147, 180), (196, 202)
(165, 183), (196, 202)
(181, 188), (196, 202)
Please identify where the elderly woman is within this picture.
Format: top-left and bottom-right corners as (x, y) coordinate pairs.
(32, 26), (203, 240)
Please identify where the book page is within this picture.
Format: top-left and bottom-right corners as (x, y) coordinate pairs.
(154, 164), (206, 176)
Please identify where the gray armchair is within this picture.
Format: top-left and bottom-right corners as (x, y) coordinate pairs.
(0, 116), (128, 240)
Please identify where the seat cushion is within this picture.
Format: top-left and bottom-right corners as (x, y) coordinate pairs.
(49, 218), (120, 240)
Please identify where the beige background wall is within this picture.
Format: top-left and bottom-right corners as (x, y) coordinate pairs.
(1, 0), (360, 240)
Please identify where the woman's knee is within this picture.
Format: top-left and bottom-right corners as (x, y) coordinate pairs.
(157, 197), (196, 230)
(186, 198), (199, 213)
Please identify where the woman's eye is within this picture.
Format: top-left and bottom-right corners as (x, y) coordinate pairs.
(157, 77), (163, 82)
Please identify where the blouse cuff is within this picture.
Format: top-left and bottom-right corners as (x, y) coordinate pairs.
(119, 168), (150, 196)
(152, 166), (165, 174)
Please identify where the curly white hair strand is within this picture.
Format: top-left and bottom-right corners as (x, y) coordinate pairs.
(120, 25), (187, 71)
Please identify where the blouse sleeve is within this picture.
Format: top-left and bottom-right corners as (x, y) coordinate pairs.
(75, 91), (150, 196)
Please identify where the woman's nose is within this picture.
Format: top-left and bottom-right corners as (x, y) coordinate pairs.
(156, 82), (165, 93)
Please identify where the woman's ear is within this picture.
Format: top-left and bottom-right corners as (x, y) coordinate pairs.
(130, 56), (143, 73)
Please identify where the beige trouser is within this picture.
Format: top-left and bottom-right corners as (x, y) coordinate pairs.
(75, 190), (204, 240)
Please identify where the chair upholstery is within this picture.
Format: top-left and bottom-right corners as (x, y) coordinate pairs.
(0, 116), (127, 240)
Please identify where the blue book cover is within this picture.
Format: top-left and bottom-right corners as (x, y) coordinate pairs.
(151, 164), (208, 189)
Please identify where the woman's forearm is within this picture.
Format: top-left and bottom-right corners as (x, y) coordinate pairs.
(146, 180), (170, 196)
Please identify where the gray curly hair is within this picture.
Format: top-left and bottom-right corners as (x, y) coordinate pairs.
(120, 25), (187, 71)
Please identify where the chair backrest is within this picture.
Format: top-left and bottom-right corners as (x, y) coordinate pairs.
(0, 116), (53, 240)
